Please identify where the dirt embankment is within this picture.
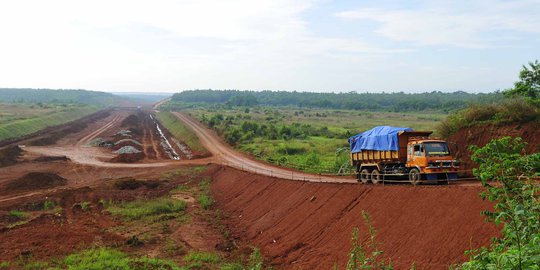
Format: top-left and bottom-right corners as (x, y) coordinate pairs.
(1, 172), (67, 195)
(448, 121), (540, 173)
(212, 167), (499, 270)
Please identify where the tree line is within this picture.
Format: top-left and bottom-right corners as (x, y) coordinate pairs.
(0, 88), (123, 106)
(171, 90), (502, 112)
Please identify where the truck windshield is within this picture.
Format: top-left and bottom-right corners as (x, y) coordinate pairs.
(424, 142), (450, 156)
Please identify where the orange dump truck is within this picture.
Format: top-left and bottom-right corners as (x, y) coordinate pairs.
(349, 126), (459, 185)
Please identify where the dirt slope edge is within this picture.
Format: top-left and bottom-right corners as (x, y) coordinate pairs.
(212, 167), (499, 270)
(447, 121), (540, 173)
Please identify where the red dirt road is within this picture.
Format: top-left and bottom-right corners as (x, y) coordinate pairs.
(212, 167), (499, 270)
(172, 112), (357, 184)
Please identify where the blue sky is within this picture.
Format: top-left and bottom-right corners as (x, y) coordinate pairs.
(0, 0), (538, 93)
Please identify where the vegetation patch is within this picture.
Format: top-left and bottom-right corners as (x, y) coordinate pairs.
(184, 251), (221, 264)
(196, 178), (214, 210)
(0, 104), (99, 142)
(62, 248), (181, 270)
(104, 198), (187, 220)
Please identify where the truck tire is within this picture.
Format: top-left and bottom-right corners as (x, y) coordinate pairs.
(409, 168), (421, 185)
(371, 169), (382, 184)
(360, 169), (371, 184)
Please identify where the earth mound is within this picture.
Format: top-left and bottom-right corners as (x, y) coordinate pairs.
(121, 114), (140, 127)
(3, 172), (68, 193)
(0, 145), (22, 167)
(447, 121), (540, 173)
(110, 152), (145, 163)
(33, 155), (69, 162)
(113, 177), (160, 190)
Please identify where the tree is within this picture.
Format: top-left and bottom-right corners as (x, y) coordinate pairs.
(504, 60), (540, 102)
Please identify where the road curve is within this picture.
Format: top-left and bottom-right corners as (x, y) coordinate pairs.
(172, 112), (357, 183)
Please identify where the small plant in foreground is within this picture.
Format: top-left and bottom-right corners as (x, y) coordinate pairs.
(184, 251), (221, 264)
(9, 210), (27, 219)
(42, 200), (56, 210)
(345, 211), (393, 270)
(73, 201), (91, 211)
(459, 137), (540, 270)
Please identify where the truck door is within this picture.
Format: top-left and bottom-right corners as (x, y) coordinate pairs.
(411, 144), (426, 168)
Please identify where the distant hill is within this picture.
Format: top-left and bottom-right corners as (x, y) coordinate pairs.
(0, 88), (126, 106)
(111, 92), (172, 103)
(171, 89), (503, 112)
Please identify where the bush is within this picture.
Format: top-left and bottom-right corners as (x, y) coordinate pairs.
(197, 195), (214, 210)
(459, 137), (540, 269)
(437, 98), (539, 138)
(494, 98), (538, 123)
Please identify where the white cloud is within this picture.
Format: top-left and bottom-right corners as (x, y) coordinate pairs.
(336, 0), (540, 48)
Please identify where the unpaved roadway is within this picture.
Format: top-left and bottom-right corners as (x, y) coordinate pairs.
(172, 112), (357, 183)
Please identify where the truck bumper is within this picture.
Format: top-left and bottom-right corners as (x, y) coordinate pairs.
(425, 172), (458, 181)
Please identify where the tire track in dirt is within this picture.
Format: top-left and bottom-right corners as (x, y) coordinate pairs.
(76, 115), (121, 146)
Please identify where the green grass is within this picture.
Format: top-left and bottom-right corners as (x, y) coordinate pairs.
(105, 198), (187, 220)
(197, 178), (214, 210)
(0, 104), (100, 142)
(0, 262), (10, 269)
(43, 200), (57, 210)
(62, 248), (182, 270)
(9, 210), (28, 219)
(184, 251), (221, 264)
(155, 111), (209, 155)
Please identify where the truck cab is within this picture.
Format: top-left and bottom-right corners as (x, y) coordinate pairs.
(406, 140), (458, 181)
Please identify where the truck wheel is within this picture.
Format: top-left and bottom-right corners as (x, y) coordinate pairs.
(409, 168), (421, 185)
(360, 169), (371, 184)
(371, 169), (382, 184)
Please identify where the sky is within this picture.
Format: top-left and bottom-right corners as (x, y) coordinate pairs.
(0, 0), (539, 93)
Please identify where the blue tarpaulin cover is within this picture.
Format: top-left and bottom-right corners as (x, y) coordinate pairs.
(348, 126), (413, 153)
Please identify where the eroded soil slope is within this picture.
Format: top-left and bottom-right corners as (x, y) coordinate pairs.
(212, 167), (499, 270)
(448, 121), (540, 173)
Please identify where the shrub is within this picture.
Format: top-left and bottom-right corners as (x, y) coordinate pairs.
(494, 98), (539, 123)
(437, 98), (539, 138)
(197, 195), (214, 210)
(459, 137), (540, 269)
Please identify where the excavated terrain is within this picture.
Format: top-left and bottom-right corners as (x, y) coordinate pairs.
(0, 107), (508, 269)
(448, 121), (540, 173)
(212, 167), (499, 269)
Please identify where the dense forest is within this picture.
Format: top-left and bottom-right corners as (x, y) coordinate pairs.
(170, 90), (503, 112)
(0, 88), (124, 106)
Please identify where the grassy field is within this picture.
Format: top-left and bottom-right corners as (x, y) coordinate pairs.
(155, 111), (209, 155)
(183, 107), (446, 174)
(0, 103), (100, 142)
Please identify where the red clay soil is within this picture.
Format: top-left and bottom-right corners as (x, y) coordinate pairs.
(448, 121), (540, 173)
(0, 212), (123, 261)
(211, 167), (500, 270)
